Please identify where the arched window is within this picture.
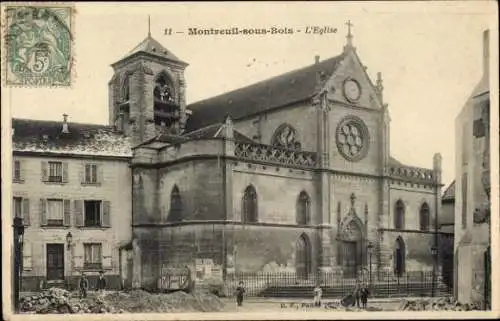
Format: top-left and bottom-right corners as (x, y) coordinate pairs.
(121, 74), (130, 102)
(394, 236), (406, 276)
(154, 72), (175, 104)
(296, 233), (312, 279)
(419, 202), (430, 231)
(167, 185), (182, 222)
(296, 191), (311, 225)
(242, 185), (258, 223)
(271, 124), (301, 150)
(394, 200), (405, 230)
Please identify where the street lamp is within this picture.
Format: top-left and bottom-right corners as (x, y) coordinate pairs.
(367, 242), (374, 288)
(431, 246), (438, 297)
(13, 217), (25, 312)
(66, 232), (73, 290)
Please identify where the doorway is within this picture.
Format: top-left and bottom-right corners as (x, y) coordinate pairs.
(343, 241), (358, 278)
(46, 244), (65, 281)
(296, 234), (311, 280)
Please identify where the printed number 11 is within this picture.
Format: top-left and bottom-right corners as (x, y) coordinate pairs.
(164, 28), (172, 35)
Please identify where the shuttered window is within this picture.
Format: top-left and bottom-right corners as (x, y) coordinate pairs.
(13, 160), (22, 181)
(42, 161), (68, 183)
(84, 243), (102, 269)
(13, 197), (30, 226)
(84, 164), (98, 184)
(75, 200), (111, 228)
(47, 199), (64, 226)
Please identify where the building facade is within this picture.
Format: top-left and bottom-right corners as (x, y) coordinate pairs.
(12, 119), (132, 291)
(13, 26), (447, 291)
(119, 30), (444, 289)
(453, 30), (491, 306)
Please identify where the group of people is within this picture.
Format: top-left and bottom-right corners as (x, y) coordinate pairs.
(78, 270), (108, 299)
(233, 278), (371, 308)
(315, 278), (370, 308)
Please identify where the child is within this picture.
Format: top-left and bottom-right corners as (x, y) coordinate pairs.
(360, 285), (370, 308)
(78, 272), (89, 299)
(313, 283), (323, 307)
(235, 281), (246, 307)
(96, 270), (107, 294)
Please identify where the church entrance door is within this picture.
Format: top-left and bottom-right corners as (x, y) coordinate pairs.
(296, 234), (311, 280)
(343, 241), (358, 278)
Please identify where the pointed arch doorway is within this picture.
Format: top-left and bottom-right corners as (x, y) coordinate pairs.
(296, 233), (312, 280)
(340, 218), (364, 278)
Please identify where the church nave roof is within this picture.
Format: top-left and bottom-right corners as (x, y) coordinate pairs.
(185, 53), (347, 132)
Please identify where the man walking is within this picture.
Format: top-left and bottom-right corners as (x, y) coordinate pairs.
(78, 272), (89, 299)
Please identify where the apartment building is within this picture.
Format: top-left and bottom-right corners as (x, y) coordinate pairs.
(12, 117), (133, 291)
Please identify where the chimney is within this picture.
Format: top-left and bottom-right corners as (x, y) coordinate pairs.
(483, 29), (489, 77)
(62, 114), (70, 134)
(315, 55), (320, 64)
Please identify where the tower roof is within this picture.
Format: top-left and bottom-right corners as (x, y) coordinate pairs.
(113, 35), (187, 67)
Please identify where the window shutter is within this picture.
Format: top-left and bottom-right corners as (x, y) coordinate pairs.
(41, 161), (48, 182)
(102, 242), (112, 269)
(73, 243), (84, 269)
(22, 198), (30, 226)
(97, 164), (103, 184)
(63, 199), (71, 226)
(40, 199), (47, 226)
(13, 160), (18, 180)
(74, 200), (84, 227)
(19, 159), (25, 181)
(23, 241), (33, 270)
(80, 162), (85, 184)
(102, 201), (111, 227)
(62, 162), (69, 183)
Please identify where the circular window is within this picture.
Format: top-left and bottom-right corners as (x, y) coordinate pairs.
(336, 116), (370, 161)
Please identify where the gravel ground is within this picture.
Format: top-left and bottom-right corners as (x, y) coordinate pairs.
(219, 298), (400, 312)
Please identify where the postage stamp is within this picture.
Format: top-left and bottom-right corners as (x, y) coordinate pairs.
(4, 5), (73, 87)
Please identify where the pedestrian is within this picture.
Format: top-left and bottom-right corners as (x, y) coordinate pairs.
(352, 277), (361, 308)
(313, 282), (323, 307)
(234, 281), (246, 307)
(78, 272), (89, 299)
(360, 285), (370, 308)
(96, 270), (107, 294)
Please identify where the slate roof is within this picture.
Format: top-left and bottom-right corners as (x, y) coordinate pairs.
(114, 35), (187, 66)
(183, 123), (255, 143)
(12, 118), (132, 157)
(442, 180), (456, 201)
(185, 53), (347, 132)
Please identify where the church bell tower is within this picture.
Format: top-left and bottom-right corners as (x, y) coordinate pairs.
(108, 19), (189, 146)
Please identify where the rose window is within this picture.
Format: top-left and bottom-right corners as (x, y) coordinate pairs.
(336, 117), (369, 161)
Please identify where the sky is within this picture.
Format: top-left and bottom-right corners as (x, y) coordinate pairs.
(4, 1), (497, 188)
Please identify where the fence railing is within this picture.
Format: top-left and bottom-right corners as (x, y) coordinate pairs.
(223, 270), (452, 298)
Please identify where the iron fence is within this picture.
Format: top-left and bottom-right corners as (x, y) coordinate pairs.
(224, 270), (452, 298)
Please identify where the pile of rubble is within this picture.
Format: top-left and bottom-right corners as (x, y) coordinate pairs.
(20, 288), (120, 314)
(399, 297), (483, 311)
(20, 288), (224, 314)
(104, 290), (225, 313)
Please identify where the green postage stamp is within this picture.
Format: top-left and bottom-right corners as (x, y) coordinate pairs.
(4, 5), (73, 87)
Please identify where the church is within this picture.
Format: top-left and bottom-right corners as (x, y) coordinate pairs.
(12, 23), (444, 291)
(116, 24), (443, 289)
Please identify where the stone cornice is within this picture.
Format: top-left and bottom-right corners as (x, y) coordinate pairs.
(13, 150), (131, 161)
(133, 220), (334, 229)
(378, 227), (452, 236)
